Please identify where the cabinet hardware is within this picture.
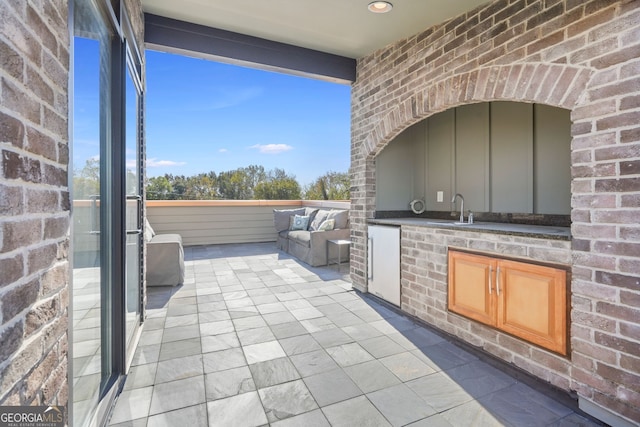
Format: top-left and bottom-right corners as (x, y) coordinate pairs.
(488, 265), (493, 295)
(496, 266), (501, 296)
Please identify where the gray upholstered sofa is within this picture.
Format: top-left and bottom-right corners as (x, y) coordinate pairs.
(144, 219), (185, 286)
(274, 207), (350, 267)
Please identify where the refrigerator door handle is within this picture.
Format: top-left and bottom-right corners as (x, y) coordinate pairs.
(368, 237), (373, 281)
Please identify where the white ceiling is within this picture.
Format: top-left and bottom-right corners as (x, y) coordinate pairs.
(141, 0), (490, 59)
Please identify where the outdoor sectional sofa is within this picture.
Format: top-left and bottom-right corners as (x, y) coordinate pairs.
(274, 207), (350, 267)
(144, 219), (185, 286)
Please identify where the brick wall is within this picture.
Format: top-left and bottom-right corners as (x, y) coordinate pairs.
(350, 0), (639, 423)
(0, 0), (70, 408)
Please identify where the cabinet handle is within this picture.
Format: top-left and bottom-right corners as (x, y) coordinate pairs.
(368, 237), (373, 281)
(496, 266), (501, 296)
(488, 266), (493, 295)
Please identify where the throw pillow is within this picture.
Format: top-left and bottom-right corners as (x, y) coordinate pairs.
(144, 219), (155, 242)
(317, 218), (335, 231)
(309, 209), (330, 231)
(290, 215), (310, 231)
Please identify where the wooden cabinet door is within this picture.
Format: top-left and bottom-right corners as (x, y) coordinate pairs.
(496, 259), (567, 355)
(448, 251), (496, 326)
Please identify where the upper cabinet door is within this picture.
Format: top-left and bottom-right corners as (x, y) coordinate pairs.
(490, 102), (533, 213)
(496, 259), (568, 355)
(448, 250), (496, 326)
(455, 103), (490, 213)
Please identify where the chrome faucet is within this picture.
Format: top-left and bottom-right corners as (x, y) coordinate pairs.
(451, 193), (464, 223)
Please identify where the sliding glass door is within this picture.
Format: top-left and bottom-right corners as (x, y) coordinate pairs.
(71, 1), (144, 425)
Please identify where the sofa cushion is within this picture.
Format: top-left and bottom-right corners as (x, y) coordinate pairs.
(273, 208), (305, 232)
(317, 219), (335, 231)
(309, 209), (330, 231)
(304, 208), (319, 227)
(327, 210), (349, 229)
(288, 230), (311, 247)
(290, 215), (310, 231)
(144, 219), (156, 243)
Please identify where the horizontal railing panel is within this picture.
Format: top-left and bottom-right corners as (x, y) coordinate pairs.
(146, 200), (350, 246)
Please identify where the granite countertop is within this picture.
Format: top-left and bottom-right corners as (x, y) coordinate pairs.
(368, 217), (571, 241)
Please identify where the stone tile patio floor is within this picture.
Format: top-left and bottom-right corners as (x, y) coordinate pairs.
(108, 243), (600, 427)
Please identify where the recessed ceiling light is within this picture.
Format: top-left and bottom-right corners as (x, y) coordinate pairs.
(368, 1), (393, 13)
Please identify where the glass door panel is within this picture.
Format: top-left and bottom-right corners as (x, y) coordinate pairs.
(125, 62), (142, 351)
(72, 2), (115, 424)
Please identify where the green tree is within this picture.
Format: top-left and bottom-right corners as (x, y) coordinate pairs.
(73, 158), (100, 199)
(254, 168), (301, 200)
(146, 176), (173, 200)
(304, 171), (350, 200)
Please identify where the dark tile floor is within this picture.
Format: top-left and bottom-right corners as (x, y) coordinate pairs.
(108, 243), (599, 427)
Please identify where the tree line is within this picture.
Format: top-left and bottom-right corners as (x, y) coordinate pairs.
(73, 160), (350, 200)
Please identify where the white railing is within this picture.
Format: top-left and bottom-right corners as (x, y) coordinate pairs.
(146, 200), (350, 246)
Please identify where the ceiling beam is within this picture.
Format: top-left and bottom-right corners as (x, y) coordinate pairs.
(144, 13), (356, 84)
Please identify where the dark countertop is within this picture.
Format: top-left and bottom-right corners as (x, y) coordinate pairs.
(368, 217), (571, 241)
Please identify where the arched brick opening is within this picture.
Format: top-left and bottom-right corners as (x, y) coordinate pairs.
(360, 63), (592, 161)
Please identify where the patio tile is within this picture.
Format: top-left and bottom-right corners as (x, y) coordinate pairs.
(342, 323), (384, 341)
(548, 413), (602, 426)
(359, 335), (406, 359)
(199, 320), (235, 337)
(444, 360), (516, 398)
(321, 395), (391, 427)
(164, 313), (199, 328)
(232, 315), (267, 331)
(131, 343), (160, 366)
(138, 330), (163, 346)
(303, 368), (362, 407)
(379, 351), (435, 382)
(478, 382), (573, 425)
(242, 340), (286, 364)
(228, 306), (259, 319)
(367, 383), (436, 427)
(404, 414), (455, 427)
(162, 324), (200, 343)
(402, 327), (446, 348)
(270, 409), (330, 427)
(406, 372), (473, 412)
(155, 354), (203, 384)
(109, 386), (153, 424)
(110, 418), (148, 427)
(149, 376), (206, 416)
(206, 391), (267, 427)
(123, 363), (157, 391)
(251, 294), (278, 305)
(343, 360), (401, 393)
(257, 302), (287, 314)
(159, 337), (202, 361)
(328, 312), (364, 328)
(202, 348), (247, 373)
(166, 304), (197, 316)
(197, 301), (227, 312)
(270, 321), (308, 339)
(258, 379), (318, 423)
(198, 310), (230, 323)
(262, 311), (296, 326)
(204, 366), (255, 401)
(440, 399), (506, 427)
(412, 340), (477, 372)
(225, 298), (254, 309)
(279, 334), (322, 356)
(326, 342), (374, 367)
(201, 332), (240, 353)
(311, 328), (353, 348)
(290, 349), (340, 377)
(236, 326), (275, 346)
(146, 403), (207, 427)
(249, 356), (301, 389)
(300, 317), (335, 333)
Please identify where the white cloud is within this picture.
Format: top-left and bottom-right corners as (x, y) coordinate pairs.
(219, 148), (228, 153)
(249, 144), (293, 154)
(126, 159), (137, 169)
(146, 158), (186, 167)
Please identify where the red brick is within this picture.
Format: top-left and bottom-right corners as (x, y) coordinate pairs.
(567, 7), (616, 38)
(26, 127), (57, 161)
(2, 278), (40, 320)
(0, 111), (25, 148)
(2, 150), (42, 183)
(595, 331), (640, 356)
(1, 218), (42, 253)
(596, 363), (640, 393)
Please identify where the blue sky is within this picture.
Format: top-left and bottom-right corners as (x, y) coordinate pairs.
(144, 50), (351, 186)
